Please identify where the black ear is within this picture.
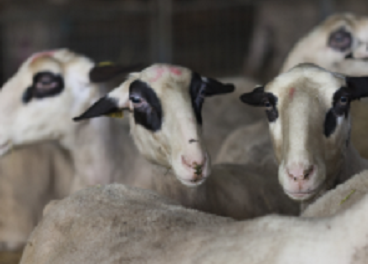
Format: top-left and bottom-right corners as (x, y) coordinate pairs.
(346, 77), (368, 100)
(89, 62), (145, 83)
(240, 86), (266, 106)
(203, 77), (235, 97)
(73, 96), (120, 121)
(22, 71), (64, 103)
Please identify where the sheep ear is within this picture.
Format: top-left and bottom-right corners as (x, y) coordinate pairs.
(346, 77), (368, 100)
(73, 81), (131, 121)
(240, 86), (266, 106)
(203, 77), (235, 97)
(89, 62), (144, 83)
(73, 96), (121, 121)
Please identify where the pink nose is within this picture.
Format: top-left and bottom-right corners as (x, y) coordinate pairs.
(287, 164), (314, 182)
(181, 155), (206, 182)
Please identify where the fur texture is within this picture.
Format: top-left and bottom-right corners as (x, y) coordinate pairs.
(0, 144), (73, 251)
(20, 183), (368, 264)
(303, 170), (368, 217)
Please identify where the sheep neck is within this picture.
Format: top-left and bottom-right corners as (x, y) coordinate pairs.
(301, 143), (368, 210)
(337, 143), (368, 184)
(62, 117), (121, 190)
(144, 163), (208, 210)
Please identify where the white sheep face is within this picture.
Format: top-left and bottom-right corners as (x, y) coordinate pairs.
(74, 64), (235, 187)
(0, 49), (96, 155)
(241, 64), (357, 201)
(282, 13), (368, 73)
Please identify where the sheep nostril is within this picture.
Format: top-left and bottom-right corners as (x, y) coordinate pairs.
(303, 166), (314, 180)
(287, 164), (314, 182)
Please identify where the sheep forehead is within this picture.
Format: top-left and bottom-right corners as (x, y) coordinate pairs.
(24, 49), (93, 89)
(139, 64), (192, 95)
(267, 65), (345, 106)
(321, 13), (357, 32)
(318, 14), (368, 43)
(302, 14), (355, 48)
(29, 56), (63, 75)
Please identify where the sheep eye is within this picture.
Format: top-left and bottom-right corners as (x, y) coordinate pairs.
(328, 29), (352, 51)
(264, 100), (272, 109)
(339, 96), (348, 105)
(130, 96), (142, 104)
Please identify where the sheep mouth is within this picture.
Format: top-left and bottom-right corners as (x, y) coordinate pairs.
(0, 141), (12, 156)
(284, 189), (318, 200)
(177, 175), (207, 188)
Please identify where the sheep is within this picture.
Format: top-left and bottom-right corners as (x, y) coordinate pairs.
(74, 63), (299, 219)
(216, 12), (368, 166)
(0, 49), (141, 249)
(281, 13), (368, 75)
(0, 52), (298, 221)
(239, 64), (368, 210)
(302, 169), (368, 218)
(0, 49), (151, 192)
(20, 183), (368, 264)
(0, 143), (73, 251)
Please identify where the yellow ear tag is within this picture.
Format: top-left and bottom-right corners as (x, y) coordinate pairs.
(106, 111), (124, 119)
(97, 61), (115, 67)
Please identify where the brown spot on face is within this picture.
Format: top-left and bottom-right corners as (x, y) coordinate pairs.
(289, 87), (295, 100)
(189, 139), (198, 144)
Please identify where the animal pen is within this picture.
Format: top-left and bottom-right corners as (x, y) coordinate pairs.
(0, 0), (256, 82)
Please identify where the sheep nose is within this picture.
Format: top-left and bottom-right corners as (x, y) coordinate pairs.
(287, 165), (314, 182)
(181, 155), (206, 182)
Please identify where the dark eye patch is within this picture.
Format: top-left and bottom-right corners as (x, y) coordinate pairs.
(189, 72), (205, 124)
(328, 27), (352, 52)
(129, 80), (163, 132)
(323, 86), (350, 137)
(22, 71), (64, 103)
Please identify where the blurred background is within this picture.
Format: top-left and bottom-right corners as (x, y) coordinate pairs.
(0, 0), (367, 85)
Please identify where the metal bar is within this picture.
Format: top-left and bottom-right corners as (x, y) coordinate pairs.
(157, 0), (172, 63)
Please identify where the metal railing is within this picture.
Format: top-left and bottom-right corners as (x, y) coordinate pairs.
(0, 0), (256, 80)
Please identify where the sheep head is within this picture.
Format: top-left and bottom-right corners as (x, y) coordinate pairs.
(0, 49), (100, 155)
(281, 13), (368, 74)
(74, 64), (235, 187)
(241, 63), (368, 201)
